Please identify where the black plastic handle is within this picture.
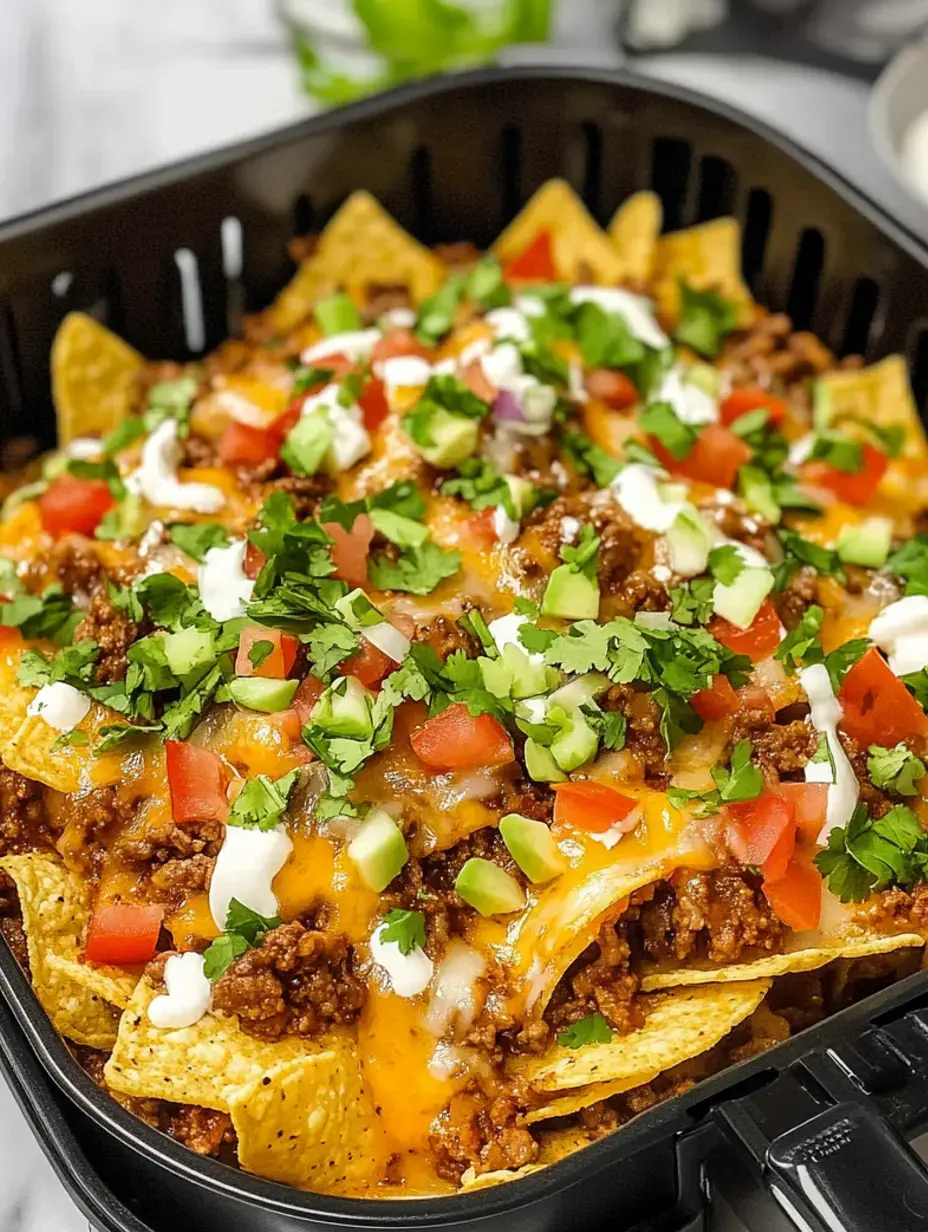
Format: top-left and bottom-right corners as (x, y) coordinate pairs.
(766, 1102), (928, 1232)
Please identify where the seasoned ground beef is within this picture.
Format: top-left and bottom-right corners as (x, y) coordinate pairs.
(747, 719), (816, 780)
(414, 615), (480, 662)
(839, 733), (896, 818)
(43, 537), (106, 598)
(74, 586), (139, 683)
(718, 308), (861, 396)
(493, 775), (554, 825)
(772, 567), (818, 631)
(601, 684), (667, 778)
(363, 283), (412, 322)
(210, 920), (365, 1041)
(0, 765), (53, 856)
(116, 817), (223, 866)
(58, 786), (140, 877)
(699, 496), (771, 557)
(266, 473), (334, 520)
(545, 921), (643, 1036)
(612, 569), (671, 614)
(521, 494), (652, 600)
(180, 432), (219, 470)
(430, 1072), (539, 1180)
(634, 869), (783, 964)
(0, 870), (28, 971)
(852, 883), (928, 934)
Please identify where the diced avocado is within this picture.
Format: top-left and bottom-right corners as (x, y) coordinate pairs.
(499, 813), (566, 884)
(229, 677), (299, 714)
(417, 409), (479, 469)
(550, 708), (599, 773)
(524, 738), (567, 783)
(836, 517), (893, 568)
(41, 452), (68, 481)
(686, 363), (721, 398)
(162, 627), (214, 677)
(659, 482), (688, 506)
(712, 566), (774, 630)
(666, 508), (711, 578)
(812, 378), (832, 429)
(739, 464), (780, 524)
(541, 565), (600, 620)
(315, 291), (361, 336)
(504, 474), (535, 519)
(281, 409), (333, 477)
(455, 857), (525, 915)
(348, 810), (408, 891)
(479, 655), (515, 699)
(334, 587), (382, 630)
(500, 642), (550, 700)
(311, 676), (373, 738)
(548, 673), (610, 710)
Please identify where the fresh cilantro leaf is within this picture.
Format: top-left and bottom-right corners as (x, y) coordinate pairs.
(247, 640), (275, 670)
(134, 573), (202, 631)
(774, 605), (824, 674)
(369, 508), (429, 548)
(380, 908), (426, 955)
(368, 541), (461, 595)
(18, 641), (100, 691)
(402, 374), (489, 449)
(514, 597), (540, 619)
(868, 743), (926, 796)
(712, 739), (763, 802)
(466, 257), (510, 311)
(673, 282), (739, 358)
(202, 932), (249, 981)
(103, 418), (146, 456)
(416, 273), (468, 344)
(161, 662), (228, 741)
(556, 1012), (613, 1049)
(654, 688), (702, 752)
(573, 302), (644, 371)
(669, 578), (716, 626)
(814, 802), (928, 902)
(808, 430), (863, 474)
(227, 768), (299, 831)
(773, 529), (842, 590)
(225, 898), (282, 946)
(291, 365), (336, 396)
(441, 458), (514, 514)
(52, 730), (90, 751)
(638, 401), (697, 461)
(559, 524), (600, 582)
(67, 456), (125, 501)
(887, 535), (928, 597)
(560, 429), (622, 487)
(367, 480), (427, 522)
(202, 898), (281, 981)
(304, 623), (359, 680)
(0, 585), (74, 641)
(96, 723), (161, 753)
(823, 638), (869, 692)
(169, 522), (230, 563)
(518, 623), (557, 655)
(708, 545), (745, 587)
(145, 377), (198, 434)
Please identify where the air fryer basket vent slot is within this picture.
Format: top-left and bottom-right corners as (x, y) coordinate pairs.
(580, 121), (604, 218)
(499, 123), (524, 228)
(785, 226), (825, 330)
(840, 276), (881, 357)
(650, 137), (692, 232)
(741, 187), (774, 292)
(695, 155), (737, 224)
(907, 323), (928, 409)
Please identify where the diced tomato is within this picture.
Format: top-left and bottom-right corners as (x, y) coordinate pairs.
(85, 903), (164, 966)
(552, 782), (639, 833)
(725, 790), (795, 873)
(461, 507), (498, 548)
(762, 856), (822, 931)
(390, 613), (417, 641)
(777, 782), (828, 844)
(460, 358), (496, 403)
(218, 420), (278, 467)
(268, 708), (315, 763)
(709, 599), (781, 663)
(302, 351), (356, 382)
(691, 674), (738, 722)
(38, 475), (114, 538)
(651, 422), (751, 490)
(0, 625), (21, 648)
(359, 377), (390, 432)
(235, 626), (298, 679)
(720, 387), (788, 428)
(838, 647), (928, 746)
(243, 540), (267, 580)
(165, 741), (229, 824)
(410, 703), (514, 771)
(803, 442), (888, 506)
(584, 368), (639, 410)
(371, 329), (431, 370)
(736, 684), (776, 722)
(292, 674), (325, 723)
(340, 639), (393, 689)
(322, 512), (373, 589)
(502, 230), (557, 282)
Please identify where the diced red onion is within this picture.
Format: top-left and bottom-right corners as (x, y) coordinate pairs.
(492, 389), (525, 423)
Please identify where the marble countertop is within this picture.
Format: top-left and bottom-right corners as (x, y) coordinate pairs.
(1, 5), (927, 1231)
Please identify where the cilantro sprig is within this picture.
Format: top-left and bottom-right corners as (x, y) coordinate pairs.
(379, 908), (426, 955)
(815, 803), (928, 902)
(202, 899), (281, 981)
(556, 1012), (613, 1050)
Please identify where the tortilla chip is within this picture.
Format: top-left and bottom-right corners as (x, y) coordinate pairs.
(267, 192), (444, 333)
(641, 932), (925, 991)
(460, 1163), (545, 1191)
(51, 312), (144, 445)
(814, 356), (928, 460)
(607, 192), (662, 285)
(228, 1048), (389, 1193)
(104, 978), (316, 1110)
(0, 852), (136, 1047)
(652, 218), (754, 328)
(3, 705), (125, 793)
(492, 180), (625, 285)
(460, 1125), (601, 1189)
(522, 980), (771, 1097)
(0, 649), (38, 748)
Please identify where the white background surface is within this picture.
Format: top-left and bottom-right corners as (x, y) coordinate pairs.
(0, 3), (927, 1230)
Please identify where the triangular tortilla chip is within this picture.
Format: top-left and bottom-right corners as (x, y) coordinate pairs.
(607, 191), (663, 285)
(267, 192), (445, 333)
(522, 980), (771, 1099)
(3, 703), (127, 793)
(814, 356), (928, 460)
(0, 852), (137, 1048)
(653, 218), (754, 329)
(492, 180), (625, 286)
(52, 313), (144, 445)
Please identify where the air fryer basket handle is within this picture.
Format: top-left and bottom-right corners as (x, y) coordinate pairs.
(764, 1102), (928, 1232)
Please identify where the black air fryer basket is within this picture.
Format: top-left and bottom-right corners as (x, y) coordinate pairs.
(4, 65), (928, 1232)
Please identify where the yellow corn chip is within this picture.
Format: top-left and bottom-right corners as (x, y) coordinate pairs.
(51, 313), (144, 445)
(641, 931), (925, 991)
(3, 704), (125, 793)
(653, 218), (754, 329)
(492, 180), (625, 286)
(523, 980), (771, 1096)
(228, 1047), (389, 1193)
(814, 356), (928, 460)
(607, 191), (663, 285)
(267, 192), (444, 333)
(104, 978), (317, 1110)
(0, 648), (38, 748)
(0, 852), (137, 1048)
(460, 1164), (545, 1191)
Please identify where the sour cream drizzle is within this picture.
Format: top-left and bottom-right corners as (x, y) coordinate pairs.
(868, 596), (928, 677)
(197, 539), (254, 622)
(799, 663), (859, 844)
(208, 823), (293, 931)
(369, 922), (434, 998)
(148, 952), (211, 1029)
(27, 681), (90, 732)
(126, 419), (225, 514)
